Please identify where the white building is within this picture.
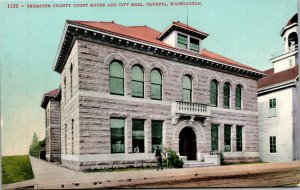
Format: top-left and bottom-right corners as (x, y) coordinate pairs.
(258, 14), (299, 162)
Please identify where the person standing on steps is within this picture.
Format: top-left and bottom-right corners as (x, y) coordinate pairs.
(155, 146), (163, 171)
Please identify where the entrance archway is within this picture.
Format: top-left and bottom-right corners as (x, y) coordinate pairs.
(179, 127), (197, 160)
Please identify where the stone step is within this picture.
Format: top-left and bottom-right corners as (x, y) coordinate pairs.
(183, 161), (215, 168)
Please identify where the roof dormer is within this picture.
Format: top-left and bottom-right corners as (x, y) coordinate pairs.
(157, 21), (209, 53)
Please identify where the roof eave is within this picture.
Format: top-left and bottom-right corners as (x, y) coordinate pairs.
(258, 78), (297, 94)
(53, 21), (70, 73)
(40, 95), (50, 109)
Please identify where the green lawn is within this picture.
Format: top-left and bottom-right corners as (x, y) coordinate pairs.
(2, 155), (34, 184)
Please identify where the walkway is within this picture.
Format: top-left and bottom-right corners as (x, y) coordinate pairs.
(3, 157), (300, 189)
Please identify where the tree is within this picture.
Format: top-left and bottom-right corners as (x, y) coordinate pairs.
(29, 133), (41, 158)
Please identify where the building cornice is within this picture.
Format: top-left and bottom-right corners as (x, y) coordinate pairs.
(271, 49), (297, 62)
(280, 23), (298, 36)
(53, 22), (265, 80)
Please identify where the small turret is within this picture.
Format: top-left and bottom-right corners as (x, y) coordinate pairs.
(281, 14), (298, 53)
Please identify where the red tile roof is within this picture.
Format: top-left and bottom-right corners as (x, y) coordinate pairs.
(69, 20), (259, 72)
(41, 88), (60, 109)
(201, 49), (259, 72)
(71, 21), (170, 48)
(45, 89), (59, 97)
(257, 65), (298, 89)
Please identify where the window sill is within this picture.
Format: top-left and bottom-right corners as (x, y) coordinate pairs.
(132, 96), (144, 99)
(151, 98), (162, 101)
(110, 93), (124, 96)
(268, 115), (277, 118)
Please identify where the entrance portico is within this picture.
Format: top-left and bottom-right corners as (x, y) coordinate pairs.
(172, 120), (207, 161)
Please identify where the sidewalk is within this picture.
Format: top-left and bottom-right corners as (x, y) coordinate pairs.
(3, 157), (300, 189)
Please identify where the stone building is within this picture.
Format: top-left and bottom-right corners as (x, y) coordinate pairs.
(41, 20), (264, 171)
(258, 14), (299, 162)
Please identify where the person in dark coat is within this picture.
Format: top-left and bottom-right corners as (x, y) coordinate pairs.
(155, 146), (163, 171)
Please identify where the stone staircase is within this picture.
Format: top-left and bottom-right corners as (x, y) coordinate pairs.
(183, 160), (215, 168)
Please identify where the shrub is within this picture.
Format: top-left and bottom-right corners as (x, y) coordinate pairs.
(29, 133), (46, 159)
(163, 147), (183, 168)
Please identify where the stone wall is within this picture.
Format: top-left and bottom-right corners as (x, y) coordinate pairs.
(60, 39), (259, 170)
(46, 99), (61, 162)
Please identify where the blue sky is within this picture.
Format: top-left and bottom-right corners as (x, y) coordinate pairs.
(0, 0), (297, 155)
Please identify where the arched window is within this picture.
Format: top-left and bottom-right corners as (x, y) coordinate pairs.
(151, 69), (162, 100)
(210, 80), (218, 107)
(223, 82), (231, 108)
(182, 75), (192, 102)
(131, 65), (144, 98)
(236, 85), (242, 109)
(288, 32), (298, 51)
(109, 61), (124, 95)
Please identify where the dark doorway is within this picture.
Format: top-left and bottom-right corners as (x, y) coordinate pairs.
(179, 127), (197, 160)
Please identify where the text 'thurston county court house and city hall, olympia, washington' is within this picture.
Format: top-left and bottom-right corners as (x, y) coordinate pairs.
(41, 19), (265, 171)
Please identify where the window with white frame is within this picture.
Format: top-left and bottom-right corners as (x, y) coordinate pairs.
(177, 33), (188, 49)
(270, 136), (276, 153)
(269, 98), (276, 117)
(224, 125), (231, 152)
(236, 126), (243, 151)
(177, 33), (200, 52)
(110, 118), (125, 153)
(211, 124), (219, 151)
(190, 38), (199, 52)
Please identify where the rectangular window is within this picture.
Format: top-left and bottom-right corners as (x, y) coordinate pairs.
(71, 119), (74, 155)
(45, 109), (49, 128)
(65, 124), (67, 154)
(70, 65), (73, 98)
(177, 34), (188, 49)
(152, 121), (163, 152)
(270, 136), (276, 153)
(224, 125), (231, 152)
(190, 38), (199, 52)
(111, 118), (125, 153)
(236, 126), (243, 151)
(269, 98), (276, 116)
(211, 124), (219, 151)
(132, 119), (145, 153)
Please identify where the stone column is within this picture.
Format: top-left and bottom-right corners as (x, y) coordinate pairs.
(126, 117), (132, 154)
(125, 66), (131, 97)
(145, 119), (152, 153)
(144, 72), (151, 100)
(232, 125), (236, 152)
(219, 124), (224, 152)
